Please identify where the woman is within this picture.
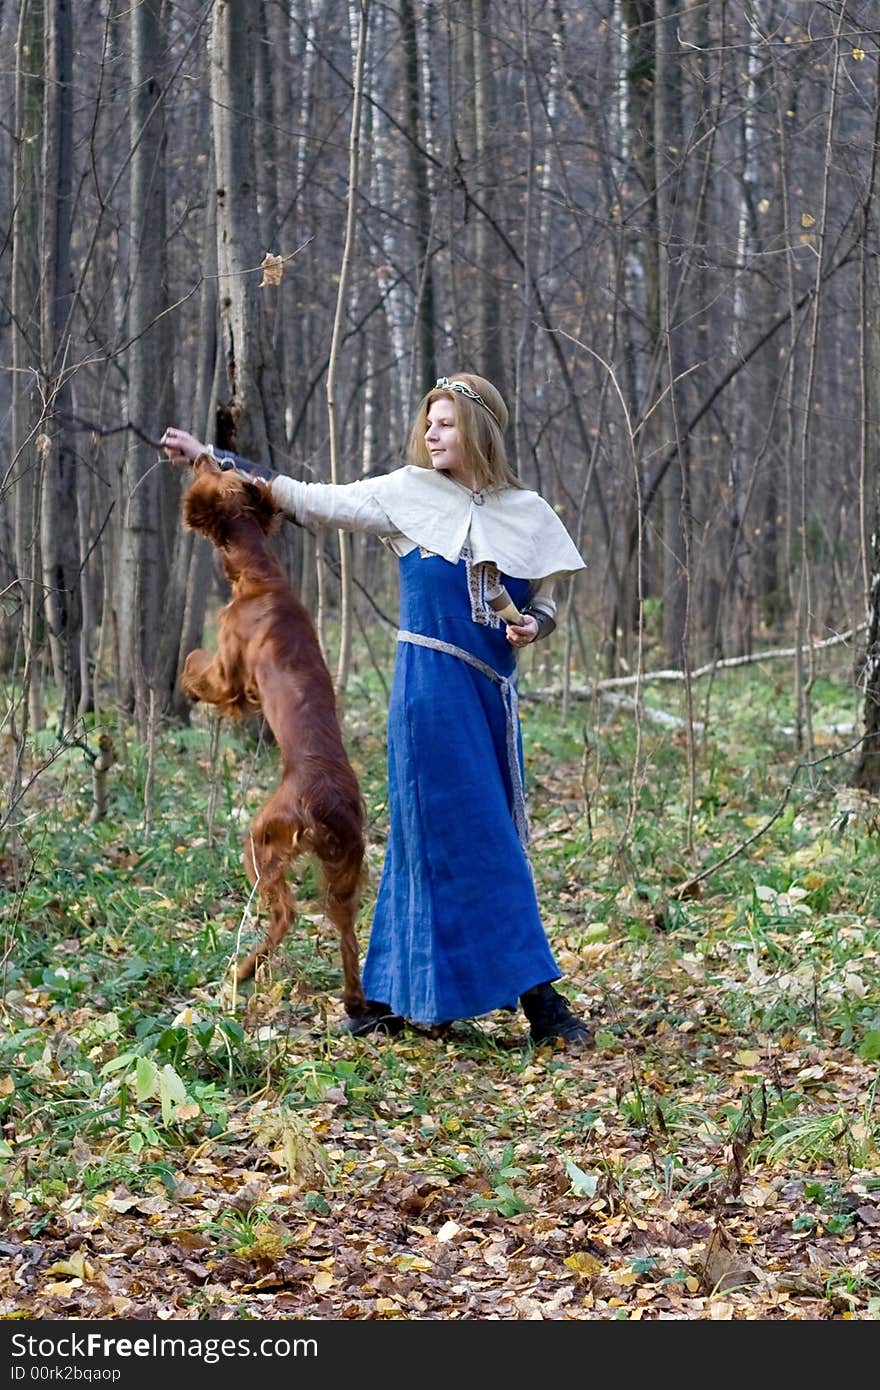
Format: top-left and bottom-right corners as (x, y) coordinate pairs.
(162, 373), (590, 1048)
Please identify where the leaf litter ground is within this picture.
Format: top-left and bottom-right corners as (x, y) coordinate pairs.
(1, 659), (879, 1320)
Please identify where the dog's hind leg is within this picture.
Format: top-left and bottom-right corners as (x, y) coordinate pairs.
(235, 811), (297, 981)
(315, 825), (368, 1018)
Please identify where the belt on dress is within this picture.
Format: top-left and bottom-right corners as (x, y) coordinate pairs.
(396, 629), (529, 852)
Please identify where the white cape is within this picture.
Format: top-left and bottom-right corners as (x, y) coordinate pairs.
(371, 466), (586, 579)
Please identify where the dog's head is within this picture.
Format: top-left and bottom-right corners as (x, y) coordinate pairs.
(183, 453), (282, 546)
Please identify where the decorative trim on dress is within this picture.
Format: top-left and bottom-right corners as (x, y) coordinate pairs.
(461, 541), (502, 628)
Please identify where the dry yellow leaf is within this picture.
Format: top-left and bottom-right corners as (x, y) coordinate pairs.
(393, 1254), (433, 1272)
(733, 1050), (761, 1067)
(259, 252), (284, 287)
(0, 1076), (14, 1096)
(436, 1219), (461, 1242)
(274, 1112), (332, 1189)
(564, 1251), (603, 1279)
(45, 1251), (94, 1281)
(801, 212), (815, 228)
(312, 1270), (334, 1293)
(237, 1231), (287, 1264)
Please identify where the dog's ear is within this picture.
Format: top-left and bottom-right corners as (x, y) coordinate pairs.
(245, 479), (283, 535)
(192, 451), (223, 477)
(183, 474), (229, 545)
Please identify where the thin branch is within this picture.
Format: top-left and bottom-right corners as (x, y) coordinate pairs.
(671, 732), (870, 902)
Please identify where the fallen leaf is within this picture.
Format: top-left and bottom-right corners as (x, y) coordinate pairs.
(44, 1252), (94, 1281)
(564, 1251), (603, 1279)
(733, 1050), (761, 1068)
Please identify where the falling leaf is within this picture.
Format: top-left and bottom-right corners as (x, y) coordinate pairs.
(852, 47), (865, 61)
(259, 252), (284, 287)
(800, 212), (815, 228)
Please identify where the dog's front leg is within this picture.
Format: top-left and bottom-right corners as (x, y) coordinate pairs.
(181, 648), (230, 707)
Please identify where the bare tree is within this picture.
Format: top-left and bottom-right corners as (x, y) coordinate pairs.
(116, 0), (170, 725)
(210, 0), (286, 466)
(39, 0), (81, 730)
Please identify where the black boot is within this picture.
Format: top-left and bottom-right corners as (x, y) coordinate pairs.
(341, 1001), (406, 1037)
(520, 982), (591, 1049)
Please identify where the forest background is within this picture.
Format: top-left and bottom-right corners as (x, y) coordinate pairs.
(2, 0), (880, 1322)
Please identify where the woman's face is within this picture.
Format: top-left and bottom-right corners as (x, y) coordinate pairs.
(425, 396), (470, 485)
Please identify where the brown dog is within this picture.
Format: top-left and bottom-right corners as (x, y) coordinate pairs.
(180, 453), (368, 1017)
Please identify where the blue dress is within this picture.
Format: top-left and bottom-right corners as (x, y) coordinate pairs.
(361, 547), (561, 1024)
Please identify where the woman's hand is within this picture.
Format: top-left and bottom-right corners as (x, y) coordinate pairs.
(505, 614), (539, 648)
(161, 427), (207, 466)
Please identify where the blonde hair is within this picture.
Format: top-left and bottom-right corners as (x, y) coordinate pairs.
(406, 372), (522, 492)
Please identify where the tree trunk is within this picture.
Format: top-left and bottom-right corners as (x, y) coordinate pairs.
(210, 0), (286, 466)
(471, 0), (505, 393)
(655, 0), (689, 668)
(327, 0), (370, 698)
(117, 0), (168, 725)
(39, 0), (81, 730)
(399, 0), (436, 391)
(10, 0), (45, 730)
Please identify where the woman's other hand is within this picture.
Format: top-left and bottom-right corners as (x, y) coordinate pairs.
(161, 427), (207, 466)
(505, 614), (539, 648)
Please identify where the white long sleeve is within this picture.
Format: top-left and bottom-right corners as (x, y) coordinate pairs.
(269, 474), (402, 538)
